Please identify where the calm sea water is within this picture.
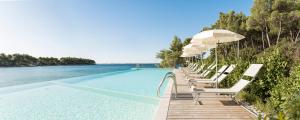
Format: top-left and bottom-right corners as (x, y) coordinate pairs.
(0, 64), (158, 87)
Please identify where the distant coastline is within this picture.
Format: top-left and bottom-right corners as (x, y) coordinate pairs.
(0, 53), (95, 67)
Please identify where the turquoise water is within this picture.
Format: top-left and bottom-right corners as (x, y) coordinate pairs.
(0, 67), (170, 120)
(0, 64), (156, 87)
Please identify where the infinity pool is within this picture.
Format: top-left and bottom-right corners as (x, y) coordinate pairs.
(0, 68), (170, 120)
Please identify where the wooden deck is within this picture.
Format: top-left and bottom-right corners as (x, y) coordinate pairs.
(166, 69), (256, 120)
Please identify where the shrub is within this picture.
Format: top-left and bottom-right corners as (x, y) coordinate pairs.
(235, 91), (259, 104)
(285, 91), (300, 119)
(250, 46), (292, 101)
(267, 61), (300, 117)
(220, 60), (249, 87)
(219, 47), (258, 88)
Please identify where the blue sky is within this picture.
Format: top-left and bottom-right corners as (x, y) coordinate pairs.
(0, 0), (253, 63)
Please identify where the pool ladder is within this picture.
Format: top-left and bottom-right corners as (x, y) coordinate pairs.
(156, 72), (178, 98)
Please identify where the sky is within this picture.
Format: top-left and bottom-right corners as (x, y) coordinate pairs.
(0, 0), (253, 63)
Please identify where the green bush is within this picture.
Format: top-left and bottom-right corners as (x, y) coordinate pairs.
(235, 91), (259, 104)
(218, 47), (258, 88)
(220, 61), (249, 87)
(266, 61), (300, 117)
(250, 46), (292, 101)
(285, 91), (300, 120)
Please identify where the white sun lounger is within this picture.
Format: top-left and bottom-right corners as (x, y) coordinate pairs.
(187, 64), (205, 74)
(191, 64), (263, 103)
(187, 63), (217, 78)
(183, 64), (199, 73)
(188, 65), (236, 87)
(181, 63), (196, 73)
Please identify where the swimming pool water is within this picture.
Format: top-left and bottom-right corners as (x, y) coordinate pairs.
(0, 64), (157, 87)
(0, 68), (170, 120)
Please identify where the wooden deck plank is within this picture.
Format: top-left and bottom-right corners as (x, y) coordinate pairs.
(165, 69), (256, 120)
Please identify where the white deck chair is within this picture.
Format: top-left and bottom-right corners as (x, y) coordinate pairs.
(187, 63), (193, 68)
(187, 63), (217, 78)
(180, 63), (192, 71)
(185, 64), (199, 73)
(188, 63), (196, 69)
(187, 63), (215, 76)
(188, 65), (236, 87)
(190, 63), (197, 68)
(182, 64), (201, 74)
(181, 63), (198, 74)
(181, 63), (194, 71)
(185, 64), (205, 75)
(191, 64), (263, 103)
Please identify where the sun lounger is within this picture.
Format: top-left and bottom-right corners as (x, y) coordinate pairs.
(191, 64), (263, 103)
(188, 65), (236, 87)
(186, 63), (217, 78)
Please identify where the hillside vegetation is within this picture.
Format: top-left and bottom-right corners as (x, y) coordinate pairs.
(157, 0), (300, 119)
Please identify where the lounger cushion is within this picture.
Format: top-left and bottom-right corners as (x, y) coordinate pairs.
(243, 64), (263, 77)
(229, 79), (250, 92)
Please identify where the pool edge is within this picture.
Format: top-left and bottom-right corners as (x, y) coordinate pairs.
(154, 69), (175, 120)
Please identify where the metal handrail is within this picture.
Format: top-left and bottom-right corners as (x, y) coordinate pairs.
(157, 72), (178, 98)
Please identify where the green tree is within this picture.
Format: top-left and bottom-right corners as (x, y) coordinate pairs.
(169, 36), (183, 52)
(0, 53), (95, 67)
(286, 0), (300, 42)
(156, 49), (173, 67)
(211, 11), (247, 33)
(169, 36), (183, 67)
(183, 37), (191, 46)
(0, 54), (13, 66)
(288, 10), (300, 42)
(157, 36), (185, 68)
(60, 57), (95, 65)
(247, 0), (273, 48)
(38, 57), (60, 66)
(269, 0), (296, 44)
(11, 54), (38, 66)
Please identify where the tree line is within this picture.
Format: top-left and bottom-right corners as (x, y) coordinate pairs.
(206, 0), (300, 51)
(0, 53), (96, 67)
(157, 0), (300, 68)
